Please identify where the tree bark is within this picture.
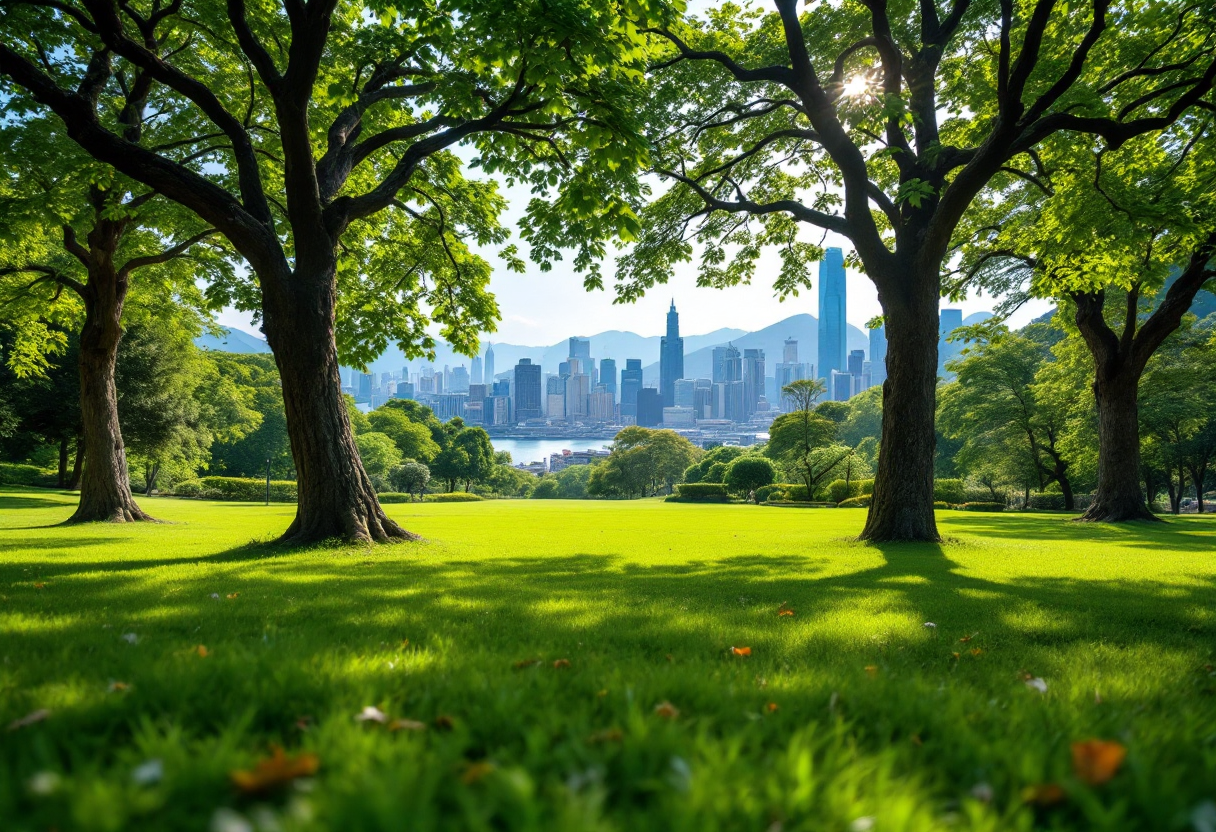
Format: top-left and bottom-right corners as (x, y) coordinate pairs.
(65, 261), (153, 524)
(263, 264), (416, 545)
(1187, 465), (1206, 514)
(1079, 370), (1157, 522)
(57, 437), (70, 488)
(861, 279), (940, 542)
(68, 436), (83, 490)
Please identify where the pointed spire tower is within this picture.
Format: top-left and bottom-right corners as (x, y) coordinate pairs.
(660, 300), (684, 408)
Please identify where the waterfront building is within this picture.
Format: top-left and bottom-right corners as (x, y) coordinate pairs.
(743, 348), (765, 417)
(546, 393), (566, 420)
(692, 385), (714, 420)
(674, 378), (697, 408)
(485, 396), (511, 426)
(589, 389), (615, 422)
(471, 355), (483, 385)
(818, 247), (847, 378)
(663, 407), (696, 428)
(565, 371), (590, 419)
(433, 393), (468, 421)
(620, 358), (643, 420)
(513, 358), (543, 421)
(637, 387), (664, 427)
(599, 358), (617, 399)
(659, 301), (684, 407)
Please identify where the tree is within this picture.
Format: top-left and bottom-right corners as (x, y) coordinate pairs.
(368, 408), (440, 463)
(206, 354), (294, 480)
(0, 328), (82, 486)
(953, 117), (1216, 521)
(938, 329), (1079, 508)
(388, 461), (430, 501)
(620, 1), (1216, 540)
(766, 379), (842, 493)
(725, 456), (775, 501)
(0, 0), (672, 542)
(0, 90), (227, 522)
(355, 432), (403, 490)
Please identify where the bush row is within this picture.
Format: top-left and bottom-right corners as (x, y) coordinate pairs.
(172, 477), (298, 502)
(672, 483), (731, 502)
(0, 463), (57, 487)
(959, 502), (1005, 512)
(424, 492), (483, 503)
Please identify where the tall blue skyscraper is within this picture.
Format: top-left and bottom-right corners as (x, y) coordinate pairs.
(599, 358), (617, 399)
(484, 344), (495, 384)
(817, 247), (847, 379)
(659, 300), (684, 407)
(620, 358), (643, 420)
(869, 324), (887, 386)
(513, 358), (542, 421)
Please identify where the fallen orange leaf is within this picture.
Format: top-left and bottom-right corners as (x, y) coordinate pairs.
(461, 761), (495, 784)
(108, 681), (130, 692)
(1071, 739), (1126, 786)
(1022, 783), (1066, 807)
(959, 635), (972, 643)
(970, 648), (983, 657)
(226, 593), (239, 599)
(778, 609), (795, 617)
(553, 658), (571, 669)
(731, 646), (752, 657)
(654, 701), (680, 719)
(765, 702), (779, 713)
(33, 582), (46, 589)
(951, 652), (960, 660)
(864, 665), (878, 677)
(196, 645), (210, 658)
(230, 747), (319, 794)
(589, 728), (623, 743)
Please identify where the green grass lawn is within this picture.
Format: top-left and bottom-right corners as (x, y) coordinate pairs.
(2, 489), (1215, 831)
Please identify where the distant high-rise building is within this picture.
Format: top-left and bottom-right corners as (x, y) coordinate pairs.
(471, 355), (483, 385)
(451, 365), (470, 393)
(381, 372), (392, 389)
(599, 358), (617, 399)
(673, 378), (697, 408)
(783, 338), (798, 364)
(818, 247), (847, 379)
(569, 337), (591, 362)
(869, 324), (887, 386)
(513, 358), (542, 420)
(620, 358), (643, 421)
(713, 343), (742, 384)
(565, 372), (590, 418)
(659, 301), (684, 407)
(394, 381), (415, 400)
(712, 380), (746, 421)
(558, 360), (570, 377)
(692, 385), (713, 420)
(358, 372), (374, 401)
(466, 383), (489, 423)
(743, 348), (765, 417)
(939, 308), (964, 371)
(831, 370), (853, 402)
(847, 349), (865, 376)
(637, 387), (664, 427)
(485, 344), (495, 383)
(589, 388), (615, 422)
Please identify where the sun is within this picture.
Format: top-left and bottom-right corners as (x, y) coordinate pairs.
(841, 75), (870, 98)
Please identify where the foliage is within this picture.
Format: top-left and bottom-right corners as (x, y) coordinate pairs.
(960, 502), (1006, 512)
(423, 492), (483, 503)
(482, 464), (537, 499)
(670, 482), (730, 502)
(206, 355), (294, 480)
(837, 495), (872, 509)
(172, 477), (297, 503)
(933, 480), (966, 506)
(724, 456), (776, 498)
(589, 427), (699, 498)
(388, 462), (432, 502)
(532, 464), (597, 500)
(0, 462), (56, 487)
(355, 433), (404, 489)
(368, 408), (441, 464)
(828, 479), (876, 505)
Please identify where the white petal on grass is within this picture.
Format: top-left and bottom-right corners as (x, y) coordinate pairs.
(356, 706), (388, 723)
(132, 759), (164, 785)
(27, 771), (60, 796)
(1025, 677), (1048, 694)
(122, 633), (139, 644)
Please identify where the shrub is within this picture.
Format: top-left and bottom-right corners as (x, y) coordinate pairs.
(755, 484), (791, 503)
(172, 477), (298, 502)
(960, 502), (1005, 512)
(376, 493), (416, 503)
(826, 478), (873, 503)
(1027, 493), (1068, 511)
(423, 492), (483, 503)
(724, 457), (776, 497)
(837, 495), (871, 508)
(783, 484), (810, 502)
(0, 463), (55, 487)
(933, 479), (966, 504)
(673, 483), (730, 502)
(933, 501), (950, 509)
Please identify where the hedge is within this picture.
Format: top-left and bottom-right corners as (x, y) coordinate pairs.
(837, 495), (871, 508)
(1027, 493), (1070, 511)
(673, 483), (730, 502)
(960, 502), (1005, 512)
(934, 501), (950, 509)
(933, 479), (966, 505)
(826, 478), (874, 504)
(376, 493), (417, 503)
(0, 463), (57, 487)
(424, 492), (483, 503)
(172, 477), (298, 502)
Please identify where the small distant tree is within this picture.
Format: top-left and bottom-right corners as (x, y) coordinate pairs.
(725, 457), (775, 501)
(767, 380), (841, 493)
(389, 462), (431, 502)
(355, 433), (403, 491)
(368, 408), (441, 464)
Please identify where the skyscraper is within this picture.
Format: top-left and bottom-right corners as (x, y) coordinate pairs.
(484, 344), (495, 383)
(713, 343), (742, 383)
(818, 247), (847, 378)
(659, 300), (684, 407)
(637, 388), (664, 427)
(569, 337), (591, 363)
(743, 348), (765, 417)
(869, 324), (887, 386)
(783, 338), (798, 364)
(513, 358), (542, 421)
(620, 358), (643, 421)
(847, 349), (865, 376)
(451, 365), (470, 393)
(358, 372), (374, 401)
(470, 355), (483, 385)
(599, 358), (617, 400)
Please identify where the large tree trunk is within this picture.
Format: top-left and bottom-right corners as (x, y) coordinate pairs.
(65, 264), (153, 524)
(861, 280), (940, 542)
(263, 264), (416, 545)
(1079, 371), (1157, 522)
(68, 436), (83, 490)
(57, 437), (70, 488)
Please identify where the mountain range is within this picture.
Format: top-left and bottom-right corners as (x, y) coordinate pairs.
(196, 310), (994, 380)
